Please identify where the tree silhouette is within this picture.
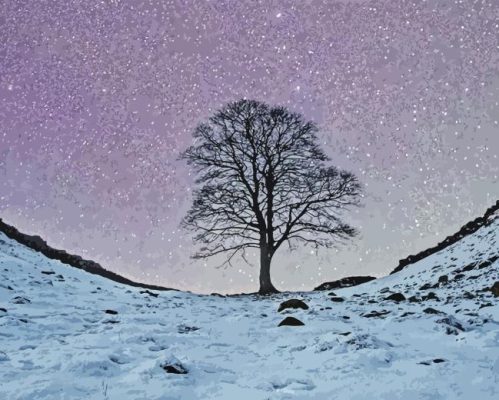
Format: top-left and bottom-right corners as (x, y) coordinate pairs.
(181, 99), (362, 294)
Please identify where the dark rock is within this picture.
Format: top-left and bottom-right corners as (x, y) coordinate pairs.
(362, 310), (390, 318)
(422, 292), (439, 301)
(327, 292), (337, 296)
(277, 298), (309, 312)
(408, 296), (421, 303)
(314, 276), (376, 291)
(0, 307), (6, 313)
(140, 290), (159, 298)
(161, 358), (188, 374)
(278, 316), (305, 327)
(438, 275), (448, 284)
(11, 296), (30, 304)
(419, 283), (434, 291)
(342, 315), (350, 320)
(479, 302), (493, 309)
(104, 309), (118, 315)
(400, 312), (415, 318)
(385, 293), (406, 302)
(490, 282), (499, 297)
(178, 324), (200, 334)
(423, 307), (443, 315)
(41, 270), (55, 275)
(462, 263), (476, 272)
(433, 358), (446, 363)
(329, 297), (345, 303)
(437, 316), (465, 333)
(454, 273), (465, 280)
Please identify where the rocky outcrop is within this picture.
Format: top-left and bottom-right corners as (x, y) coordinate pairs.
(0, 218), (173, 292)
(391, 200), (499, 275)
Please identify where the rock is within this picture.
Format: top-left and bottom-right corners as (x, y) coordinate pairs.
(327, 292), (337, 296)
(422, 292), (439, 301)
(161, 357), (188, 374)
(104, 309), (118, 315)
(423, 307), (443, 315)
(454, 273), (465, 280)
(314, 276), (376, 291)
(330, 297), (345, 302)
(277, 299), (309, 312)
(433, 358), (446, 363)
(437, 315), (465, 334)
(438, 275), (448, 284)
(408, 296), (421, 303)
(362, 310), (390, 318)
(278, 316), (305, 327)
(0, 307), (7, 313)
(140, 290), (159, 298)
(400, 312), (415, 318)
(462, 263), (476, 272)
(419, 283), (434, 291)
(11, 296), (30, 304)
(490, 282), (499, 297)
(178, 324), (200, 334)
(41, 270), (55, 275)
(385, 293), (406, 302)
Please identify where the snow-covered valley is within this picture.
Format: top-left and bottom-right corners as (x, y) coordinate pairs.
(0, 213), (498, 399)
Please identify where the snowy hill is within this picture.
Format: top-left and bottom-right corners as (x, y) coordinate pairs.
(0, 213), (498, 399)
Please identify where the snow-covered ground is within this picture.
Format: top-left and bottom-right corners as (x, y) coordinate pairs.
(0, 217), (498, 399)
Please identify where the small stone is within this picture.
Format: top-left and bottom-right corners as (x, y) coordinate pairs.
(423, 307), (443, 315)
(330, 297), (345, 302)
(161, 357), (188, 374)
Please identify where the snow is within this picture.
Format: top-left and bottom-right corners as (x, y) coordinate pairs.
(0, 217), (498, 399)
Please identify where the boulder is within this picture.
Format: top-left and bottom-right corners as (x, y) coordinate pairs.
(278, 316), (304, 327)
(277, 299), (309, 312)
(385, 293), (406, 302)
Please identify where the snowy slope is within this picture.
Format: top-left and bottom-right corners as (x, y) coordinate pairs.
(0, 217), (498, 399)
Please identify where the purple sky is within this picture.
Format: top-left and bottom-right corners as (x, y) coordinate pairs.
(1, 0), (498, 294)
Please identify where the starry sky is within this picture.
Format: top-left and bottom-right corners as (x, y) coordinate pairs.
(1, 0), (498, 294)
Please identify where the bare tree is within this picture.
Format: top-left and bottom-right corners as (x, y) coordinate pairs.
(180, 100), (362, 294)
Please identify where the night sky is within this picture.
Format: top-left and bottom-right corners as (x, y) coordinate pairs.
(1, 0), (498, 294)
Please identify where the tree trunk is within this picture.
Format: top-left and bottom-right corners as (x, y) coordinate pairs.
(258, 245), (278, 294)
